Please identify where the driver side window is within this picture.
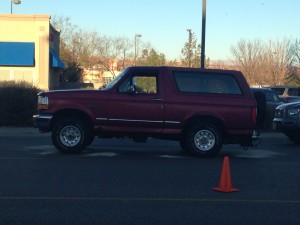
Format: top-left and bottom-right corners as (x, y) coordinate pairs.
(118, 77), (131, 93)
(119, 75), (158, 94)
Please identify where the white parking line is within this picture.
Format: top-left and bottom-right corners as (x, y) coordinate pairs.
(234, 149), (283, 158)
(85, 152), (117, 157)
(159, 155), (191, 159)
(25, 145), (54, 150)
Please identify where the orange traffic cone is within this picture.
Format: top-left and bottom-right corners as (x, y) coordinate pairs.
(212, 156), (239, 193)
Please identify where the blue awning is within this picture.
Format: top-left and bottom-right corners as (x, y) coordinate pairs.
(50, 48), (64, 69)
(0, 42), (35, 66)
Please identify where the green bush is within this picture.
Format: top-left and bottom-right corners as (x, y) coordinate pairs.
(0, 81), (41, 127)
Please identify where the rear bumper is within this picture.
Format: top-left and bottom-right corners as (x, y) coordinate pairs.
(32, 114), (53, 132)
(251, 130), (261, 147)
(227, 130), (260, 147)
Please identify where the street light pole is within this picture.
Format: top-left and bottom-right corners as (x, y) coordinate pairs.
(11, 0), (21, 14)
(134, 34), (142, 66)
(201, 0), (206, 68)
(187, 29), (192, 67)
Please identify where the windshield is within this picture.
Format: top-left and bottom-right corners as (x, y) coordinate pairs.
(100, 68), (129, 90)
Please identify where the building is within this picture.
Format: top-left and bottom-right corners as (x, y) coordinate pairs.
(0, 14), (64, 90)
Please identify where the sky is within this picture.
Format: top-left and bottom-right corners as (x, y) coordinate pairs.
(1, 0), (300, 61)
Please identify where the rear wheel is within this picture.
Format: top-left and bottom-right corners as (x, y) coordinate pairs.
(51, 117), (93, 153)
(285, 132), (300, 144)
(184, 123), (223, 157)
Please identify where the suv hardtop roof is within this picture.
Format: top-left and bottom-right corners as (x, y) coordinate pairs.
(128, 66), (242, 74)
(270, 85), (300, 88)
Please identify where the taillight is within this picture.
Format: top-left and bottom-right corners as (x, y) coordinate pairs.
(252, 107), (257, 124)
(37, 96), (49, 109)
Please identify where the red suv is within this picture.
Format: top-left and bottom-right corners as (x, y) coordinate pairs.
(33, 66), (258, 157)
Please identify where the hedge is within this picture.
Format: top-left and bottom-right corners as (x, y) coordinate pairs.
(0, 81), (41, 126)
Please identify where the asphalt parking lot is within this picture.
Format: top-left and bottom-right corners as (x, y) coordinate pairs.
(0, 127), (300, 225)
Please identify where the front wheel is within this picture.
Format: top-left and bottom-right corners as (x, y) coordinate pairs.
(184, 123), (223, 157)
(51, 117), (92, 153)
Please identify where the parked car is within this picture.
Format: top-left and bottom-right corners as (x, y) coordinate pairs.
(33, 66), (259, 157)
(270, 86), (300, 103)
(273, 102), (300, 144)
(251, 88), (283, 131)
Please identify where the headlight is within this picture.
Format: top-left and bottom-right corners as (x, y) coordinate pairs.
(287, 108), (300, 116)
(37, 96), (49, 109)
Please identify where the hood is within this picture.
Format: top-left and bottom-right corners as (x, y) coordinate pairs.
(38, 89), (102, 98)
(277, 102), (300, 110)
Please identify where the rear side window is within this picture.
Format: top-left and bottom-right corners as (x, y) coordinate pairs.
(287, 88), (300, 96)
(265, 92), (281, 102)
(271, 88), (285, 95)
(173, 72), (242, 95)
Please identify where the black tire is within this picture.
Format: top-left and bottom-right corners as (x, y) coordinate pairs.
(184, 123), (223, 157)
(285, 133), (300, 144)
(85, 134), (95, 147)
(253, 91), (267, 131)
(51, 117), (92, 154)
(179, 138), (189, 155)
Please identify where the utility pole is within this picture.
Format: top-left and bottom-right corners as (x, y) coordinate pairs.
(201, 0), (206, 68)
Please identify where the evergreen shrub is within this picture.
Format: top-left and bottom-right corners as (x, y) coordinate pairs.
(0, 81), (41, 126)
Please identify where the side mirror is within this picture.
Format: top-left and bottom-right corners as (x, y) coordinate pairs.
(128, 85), (136, 94)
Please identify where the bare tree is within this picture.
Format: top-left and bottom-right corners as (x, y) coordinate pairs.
(263, 39), (289, 85)
(51, 16), (83, 82)
(51, 16), (77, 47)
(69, 30), (99, 67)
(96, 36), (125, 62)
(286, 39), (300, 85)
(120, 37), (133, 70)
(231, 39), (265, 85)
(94, 35), (135, 71)
(51, 16), (77, 64)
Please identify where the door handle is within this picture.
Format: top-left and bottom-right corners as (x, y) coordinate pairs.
(152, 97), (163, 101)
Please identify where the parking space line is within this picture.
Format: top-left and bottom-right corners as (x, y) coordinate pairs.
(1, 196), (300, 204)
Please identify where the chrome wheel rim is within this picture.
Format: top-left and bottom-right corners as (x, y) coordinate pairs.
(194, 130), (215, 151)
(59, 125), (81, 147)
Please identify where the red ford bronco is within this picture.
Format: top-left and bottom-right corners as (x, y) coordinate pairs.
(33, 66), (258, 157)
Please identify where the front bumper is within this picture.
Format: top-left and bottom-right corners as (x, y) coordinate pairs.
(32, 114), (53, 132)
(273, 118), (300, 131)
